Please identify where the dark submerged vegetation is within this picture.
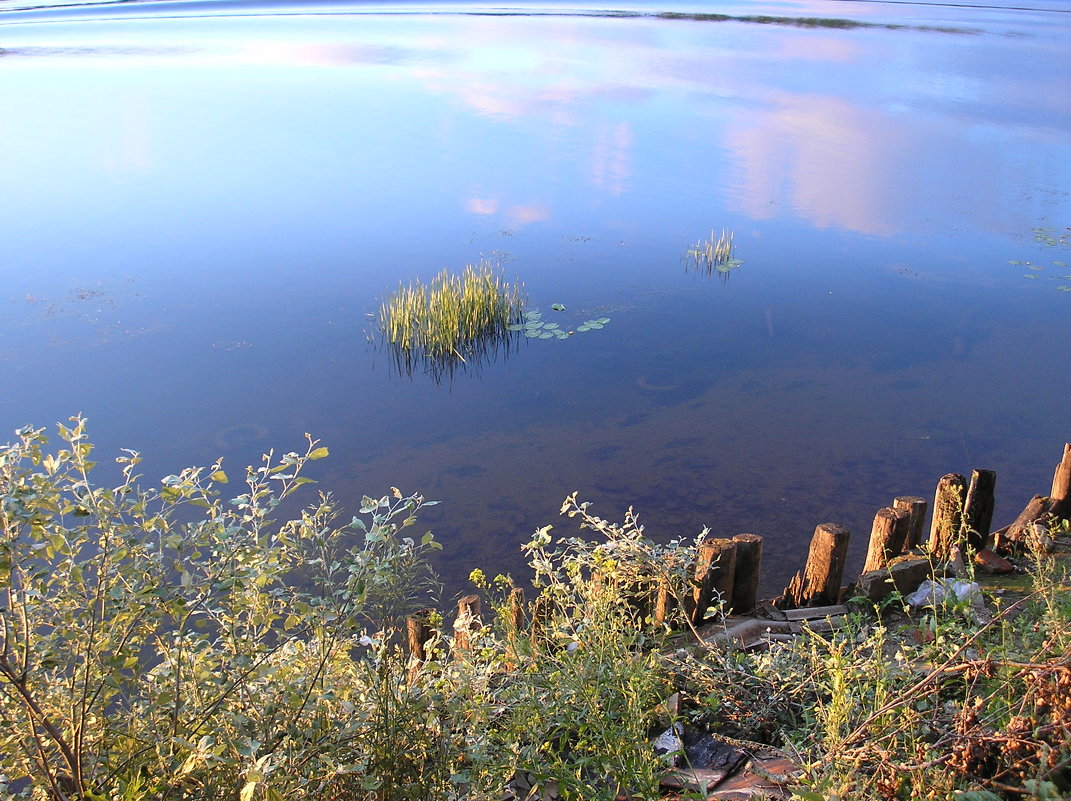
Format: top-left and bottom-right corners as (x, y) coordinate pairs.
(0, 420), (1068, 800)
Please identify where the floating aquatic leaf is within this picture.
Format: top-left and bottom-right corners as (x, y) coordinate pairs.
(525, 310), (543, 321)
(1024, 274), (1039, 279)
(1009, 260), (1023, 265)
(577, 325), (590, 332)
(543, 323), (560, 330)
(1060, 286), (1071, 292)
(525, 329), (544, 337)
(551, 303), (566, 311)
(596, 318), (610, 324)
(507, 324), (525, 331)
(554, 330), (570, 339)
(538, 332), (554, 339)
(1054, 261), (1068, 267)
(1028, 265), (1044, 271)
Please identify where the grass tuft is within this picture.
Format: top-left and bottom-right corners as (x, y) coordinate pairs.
(377, 260), (525, 379)
(685, 229), (741, 279)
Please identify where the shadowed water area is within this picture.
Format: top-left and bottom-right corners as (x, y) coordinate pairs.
(1, 0), (1069, 598)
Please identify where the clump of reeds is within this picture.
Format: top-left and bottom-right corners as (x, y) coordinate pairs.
(686, 229), (741, 279)
(377, 260), (525, 376)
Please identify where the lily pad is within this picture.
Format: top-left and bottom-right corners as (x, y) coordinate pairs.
(543, 323), (560, 330)
(538, 332), (554, 339)
(551, 303), (566, 311)
(507, 323), (525, 331)
(577, 325), (590, 332)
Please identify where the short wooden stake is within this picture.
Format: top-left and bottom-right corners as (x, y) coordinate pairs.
(893, 496), (927, 551)
(692, 537), (737, 625)
(530, 593), (553, 643)
(996, 494), (1057, 551)
(406, 608), (435, 680)
(453, 593), (482, 654)
(505, 587), (526, 667)
(1051, 443), (1071, 518)
(963, 469), (996, 552)
(862, 507), (910, 574)
(730, 533), (763, 615)
(652, 579), (676, 626)
(780, 523), (851, 609)
(927, 473), (967, 562)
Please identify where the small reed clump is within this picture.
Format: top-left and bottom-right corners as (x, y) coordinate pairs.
(378, 261), (525, 370)
(686, 229), (740, 278)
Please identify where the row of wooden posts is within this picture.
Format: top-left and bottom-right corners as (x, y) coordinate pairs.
(408, 443), (1071, 661)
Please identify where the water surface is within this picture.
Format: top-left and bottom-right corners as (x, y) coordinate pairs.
(2, 0), (1069, 596)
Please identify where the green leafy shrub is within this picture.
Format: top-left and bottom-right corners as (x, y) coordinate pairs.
(0, 418), (441, 800)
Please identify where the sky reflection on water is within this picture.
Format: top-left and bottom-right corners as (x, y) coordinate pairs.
(1, 0), (1069, 595)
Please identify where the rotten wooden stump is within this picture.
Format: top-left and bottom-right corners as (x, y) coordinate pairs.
(504, 587), (526, 666)
(963, 468), (997, 553)
(453, 593), (482, 654)
(927, 473), (967, 562)
(862, 506), (910, 574)
(1051, 442), (1071, 519)
(780, 523), (851, 609)
(730, 533), (763, 615)
(406, 608), (435, 680)
(893, 495), (927, 552)
(692, 537), (737, 624)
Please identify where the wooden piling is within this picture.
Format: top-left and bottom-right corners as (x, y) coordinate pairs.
(963, 469), (997, 552)
(730, 533), (763, 615)
(780, 523), (851, 609)
(927, 473), (967, 562)
(994, 494), (1057, 551)
(504, 587), (526, 666)
(1051, 443), (1071, 518)
(652, 579), (676, 626)
(692, 537), (737, 625)
(862, 507), (910, 574)
(453, 593), (482, 653)
(893, 495), (927, 551)
(406, 608), (435, 680)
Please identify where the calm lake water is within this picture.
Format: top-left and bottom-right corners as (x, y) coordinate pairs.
(2, 0), (1069, 597)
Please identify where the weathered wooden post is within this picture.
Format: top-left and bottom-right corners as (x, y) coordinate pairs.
(406, 608), (435, 680)
(780, 523), (851, 609)
(993, 444), (1071, 551)
(652, 578), (675, 626)
(1051, 443), (1071, 519)
(453, 593), (482, 654)
(862, 507), (910, 574)
(927, 473), (967, 562)
(530, 592), (553, 645)
(893, 495), (927, 551)
(692, 537), (737, 625)
(996, 495), (1055, 551)
(730, 533), (763, 615)
(504, 587), (526, 667)
(963, 469), (996, 553)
